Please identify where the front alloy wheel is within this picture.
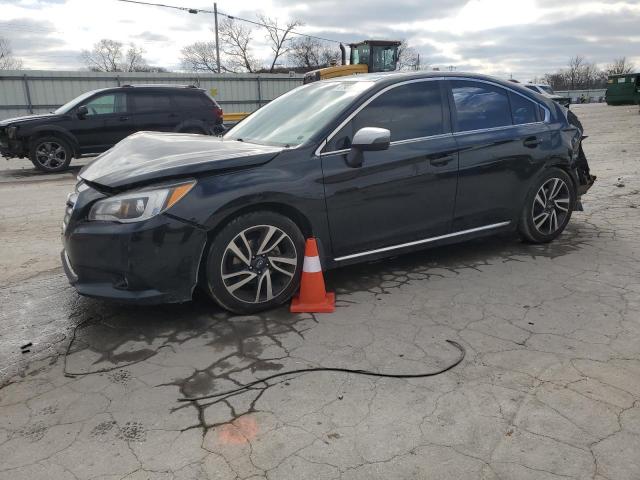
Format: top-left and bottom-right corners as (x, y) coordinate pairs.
(205, 212), (304, 314)
(29, 136), (72, 173)
(221, 225), (298, 304)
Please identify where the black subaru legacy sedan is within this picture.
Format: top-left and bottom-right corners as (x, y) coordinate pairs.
(62, 72), (594, 314)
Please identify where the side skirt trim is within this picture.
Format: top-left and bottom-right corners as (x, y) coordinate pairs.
(333, 221), (511, 262)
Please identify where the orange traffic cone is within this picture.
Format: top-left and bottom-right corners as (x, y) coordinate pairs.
(290, 238), (335, 313)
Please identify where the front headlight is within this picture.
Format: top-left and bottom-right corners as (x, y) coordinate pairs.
(88, 180), (195, 223)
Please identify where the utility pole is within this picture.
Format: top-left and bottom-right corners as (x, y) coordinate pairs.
(214, 2), (221, 73)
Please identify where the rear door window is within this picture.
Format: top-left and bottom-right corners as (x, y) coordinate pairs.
(451, 81), (512, 132)
(132, 93), (173, 113)
(509, 92), (539, 125)
(173, 93), (212, 110)
(326, 80), (444, 151)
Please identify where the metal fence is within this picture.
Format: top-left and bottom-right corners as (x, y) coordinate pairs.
(0, 70), (304, 120)
(0, 71), (611, 121)
(555, 89), (607, 103)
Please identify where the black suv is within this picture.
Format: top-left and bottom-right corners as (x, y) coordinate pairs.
(0, 84), (224, 172)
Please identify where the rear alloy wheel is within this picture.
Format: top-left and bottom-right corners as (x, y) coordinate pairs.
(30, 136), (72, 173)
(205, 212), (305, 314)
(519, 168), (576, 243)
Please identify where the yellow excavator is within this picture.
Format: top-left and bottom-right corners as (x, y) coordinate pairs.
(223, 40), (401, 125)
(303, 40), (402, 84)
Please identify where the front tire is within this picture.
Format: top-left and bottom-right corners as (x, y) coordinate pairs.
(519, 168), (576, 243)
(205, 211), (305, 314)
(29, 136), (73, 173)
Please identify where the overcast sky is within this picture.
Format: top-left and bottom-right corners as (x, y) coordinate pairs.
(1, 0), (639, 81)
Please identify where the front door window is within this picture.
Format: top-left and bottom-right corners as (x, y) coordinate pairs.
(84, 93), (127, 116)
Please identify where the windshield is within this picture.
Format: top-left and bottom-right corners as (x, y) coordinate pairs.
(350, 44), (370, 66)
(371, 45), (397, 72)
(54, 90), (101, 114)
(225, 81), (374, 147)
(539, 85), (554, 95)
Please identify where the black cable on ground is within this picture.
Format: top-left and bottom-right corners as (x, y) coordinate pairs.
(62, 318), (466, 392)
(178, 339), (466, 402)
(63, 317), (167, 378)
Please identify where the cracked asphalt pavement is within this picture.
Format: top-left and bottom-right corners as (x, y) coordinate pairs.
(1, 104), (639, 479)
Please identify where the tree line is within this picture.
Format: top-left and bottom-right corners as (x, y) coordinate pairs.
(531, 56), (635, 90)
(1, 31), (635, 86)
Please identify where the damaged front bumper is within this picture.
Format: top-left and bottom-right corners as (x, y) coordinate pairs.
(61, 185), (208, 304)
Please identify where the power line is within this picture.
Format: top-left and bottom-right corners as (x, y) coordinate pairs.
(117, 0), (344, 44)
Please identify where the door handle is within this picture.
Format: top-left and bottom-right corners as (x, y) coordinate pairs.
(429, 155), (455, 167)
(119, 116), (129, 121)
(168, 113), (179, 118)
(523, 136), (542, 148)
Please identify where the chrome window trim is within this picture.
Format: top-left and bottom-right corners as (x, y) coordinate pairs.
(390, 132), (453, 145)
(314, 75), (551, 157)
(315, 76), (446, 157)
(451, 120), (546, 137)
(333, 221), (511, 262)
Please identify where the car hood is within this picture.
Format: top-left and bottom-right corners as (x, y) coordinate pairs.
(79, 131), (284, 189)
(0, 112), (65, 127)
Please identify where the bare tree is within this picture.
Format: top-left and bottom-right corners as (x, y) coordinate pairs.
(396, 40), (420, 70)
(258, 14), (302, 72)
(319, 44), (341, 67)
(181, 41), (222, 72)
(565, 55), (586, 90)
(80, 39), (150, 72)
(288, 37), (340, 69)
(607, 57), (635, 75)
(0, 37), (24, 70)
(288, 37), (322, 69)
(220, 18), (258, 73)
(124, 44), (147, 72)
(81, 39), (122, 72)
(543, 56), (607, 90)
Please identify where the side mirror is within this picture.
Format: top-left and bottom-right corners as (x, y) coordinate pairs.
(345, 127), (390, 168)
(77, 105), (88, 118)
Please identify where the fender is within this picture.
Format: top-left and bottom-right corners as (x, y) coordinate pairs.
(26, 125), (80, 154)
(201, 193), (334, 270)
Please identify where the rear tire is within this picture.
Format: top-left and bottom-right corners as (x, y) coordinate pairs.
(205, 211), (305, 314)
(29, 135), (73, 173)
(519, 168), (576, 243)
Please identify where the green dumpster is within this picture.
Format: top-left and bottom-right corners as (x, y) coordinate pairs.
(605, 73), (640, 105)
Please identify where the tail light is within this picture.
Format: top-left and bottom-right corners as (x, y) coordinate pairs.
(214, 106), (223, 120)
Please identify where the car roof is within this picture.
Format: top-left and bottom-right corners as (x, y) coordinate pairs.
(83, 85), (204, 96)
(328, 70), (542, 96)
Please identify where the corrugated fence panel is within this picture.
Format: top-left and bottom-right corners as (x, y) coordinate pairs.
(555, 89), (607, 102)
(0, 70), (304, 120)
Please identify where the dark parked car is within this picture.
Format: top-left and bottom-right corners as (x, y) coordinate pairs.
(61, 72), (594, 314)
(0, 84), (224, 172)
(523, 83), (571, 107)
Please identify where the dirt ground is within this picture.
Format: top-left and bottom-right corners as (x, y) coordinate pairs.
(0, 103), (639, 479)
